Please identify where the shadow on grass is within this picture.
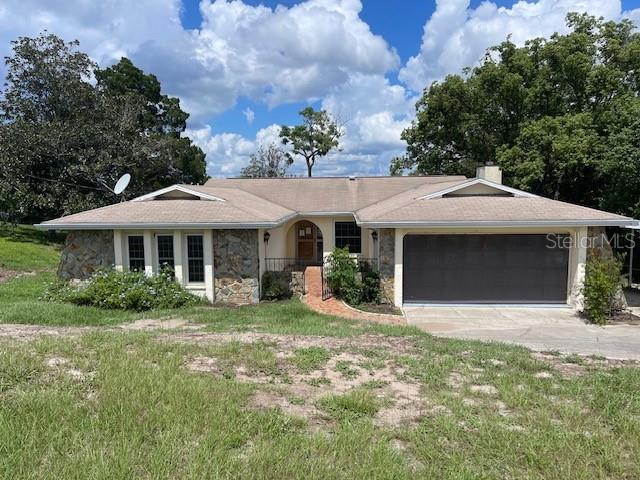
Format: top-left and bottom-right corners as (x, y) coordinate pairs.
(0, 223), (65, 247)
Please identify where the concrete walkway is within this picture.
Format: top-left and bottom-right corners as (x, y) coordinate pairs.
(405, 306), (640, 360)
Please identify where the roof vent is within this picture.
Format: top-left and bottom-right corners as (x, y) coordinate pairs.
(348, 175), (356, 181)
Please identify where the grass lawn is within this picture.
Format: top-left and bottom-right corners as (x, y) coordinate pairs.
(1, 226), (639, 479)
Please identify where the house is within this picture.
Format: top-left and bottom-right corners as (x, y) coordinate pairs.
(35, 165), (635, 308)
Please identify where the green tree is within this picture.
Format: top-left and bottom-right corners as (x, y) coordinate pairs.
(280, 107), (342, 177)
(0, 33), (207, 222)
(240, 143), (292, 178)
(395, 13), (640, 216)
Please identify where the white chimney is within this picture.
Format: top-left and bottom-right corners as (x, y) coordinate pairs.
(476, 163), (502, 184)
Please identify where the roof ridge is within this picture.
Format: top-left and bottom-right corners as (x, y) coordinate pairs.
(355, 178), (469, 215)
(192, 184), (296, 218)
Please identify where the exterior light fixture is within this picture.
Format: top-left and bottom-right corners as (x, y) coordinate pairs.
(263, 231), (271, 243)
(371, 230), (378, 242)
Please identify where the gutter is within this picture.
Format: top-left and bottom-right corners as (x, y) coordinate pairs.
(356, 219), (638, 228)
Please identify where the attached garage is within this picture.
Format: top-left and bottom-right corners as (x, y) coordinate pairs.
(402, 234), (570, 304)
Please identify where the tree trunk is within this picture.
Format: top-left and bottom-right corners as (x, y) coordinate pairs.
(306, 160), (313, 177)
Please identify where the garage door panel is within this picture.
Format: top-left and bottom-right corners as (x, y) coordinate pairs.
(403, 234), (569, 304)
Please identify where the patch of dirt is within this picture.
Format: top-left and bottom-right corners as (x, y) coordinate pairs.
(0, 324), (92, 341)
(121, 318), (205, 331)
(532, 351), (638, 378)
(45, 356), (94, 381)
(165, 331), (420, 354)
(608, 311), (640, 326)
(0, 268), (20, 283)
(352, 303), (404, 316)
(469, 384), (498, 395)
(185, 344), (425, 428)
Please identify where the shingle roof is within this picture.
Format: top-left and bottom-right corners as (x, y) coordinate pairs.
(357, 196), (632, 226)
(37, 176), (635, 229)
(201, 176), (466, 212)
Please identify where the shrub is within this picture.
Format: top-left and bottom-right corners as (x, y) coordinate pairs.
(325, 249), (381, 306)
(326, 247), (358, 297)
(42, 269), (202, 311)
(583, 253), (624, 325)
(261, 271), (292, 301)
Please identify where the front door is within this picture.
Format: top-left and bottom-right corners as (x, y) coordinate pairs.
(296, 221), (316, 263)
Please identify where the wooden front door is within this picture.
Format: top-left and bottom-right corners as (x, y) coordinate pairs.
(296, 221), (316, 262)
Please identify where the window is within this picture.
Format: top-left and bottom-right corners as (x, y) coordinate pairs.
(335, 221), (361, 253)
(128, 235), (145, 271)
(187, 235), (204, 283)
(157, 235), (175, 272)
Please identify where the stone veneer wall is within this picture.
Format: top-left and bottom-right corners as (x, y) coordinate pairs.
(585, 226), (627, 311)
(58, 231), (115, 280)
(213, 229), (260, 304)
(378, 228), (395, 304)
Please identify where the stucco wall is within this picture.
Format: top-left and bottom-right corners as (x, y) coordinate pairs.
(58, 230), (115, 280)
(213, 229), (260, 304)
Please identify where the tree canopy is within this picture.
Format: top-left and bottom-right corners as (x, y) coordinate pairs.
(0, 33), (207, 222)
(393, 13), (640, 217)
(240, 143), (292, 178)
(280, 107), (341, 177)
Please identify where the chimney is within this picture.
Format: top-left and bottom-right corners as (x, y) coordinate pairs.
(476, 162), (502, 184)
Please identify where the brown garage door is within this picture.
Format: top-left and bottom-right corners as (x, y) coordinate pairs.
(403, 234), (569, 304)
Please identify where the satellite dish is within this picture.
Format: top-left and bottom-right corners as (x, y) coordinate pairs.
(113, 173), (131, 195)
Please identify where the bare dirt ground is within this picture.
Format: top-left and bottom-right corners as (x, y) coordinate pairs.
(0, 267), (34, 284)
(2, 321), (637, 431)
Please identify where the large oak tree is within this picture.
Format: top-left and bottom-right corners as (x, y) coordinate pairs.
(394, 14), (640, 217)
(0, 33), (207, 222)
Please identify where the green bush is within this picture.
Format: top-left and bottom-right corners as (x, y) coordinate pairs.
(261, 271), (292, 301)
(325, 248), (381, 306)
(583, 253), (623, 325)
(326, 247), (358, 297)
(42, 269), (202, 311)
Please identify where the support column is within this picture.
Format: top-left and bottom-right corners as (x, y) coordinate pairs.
(113, 230), (124, 272)
(203, 230), (215, 302)
(569, 227), (588, 309)
(173, 231), (184, 285)
(258, 228), (266, 282)
(394, 228), (404, 307)
(143, 231), (154, 277)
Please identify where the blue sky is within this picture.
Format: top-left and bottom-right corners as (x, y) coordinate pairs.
(1, 0), (640, 177)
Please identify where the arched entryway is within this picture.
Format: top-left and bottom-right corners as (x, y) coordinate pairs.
(293, 220), (323, 265)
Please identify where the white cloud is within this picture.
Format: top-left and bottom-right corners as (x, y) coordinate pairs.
(0, 0), (398, 121)
(242, 107), (255, 125)
(321, 73), (413, 154)
(399, 0), (627, 92)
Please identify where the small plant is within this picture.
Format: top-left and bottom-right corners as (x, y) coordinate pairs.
(317, 389), (379, 421)
(42, 269), (202, 311)
(291, 346), (331, 373)
(583, 253), (624, 325)
(335, 360), (359, 379)
(261, 271), (292, 301)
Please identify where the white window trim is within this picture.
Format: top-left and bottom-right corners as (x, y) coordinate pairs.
(334, 220), (363, 255)
(184, 233), (206, 286)
(156, 234), (176, 272)
(125, 233), (146, 272)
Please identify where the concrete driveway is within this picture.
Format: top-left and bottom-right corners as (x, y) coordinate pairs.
(404, 306), (640, 360)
